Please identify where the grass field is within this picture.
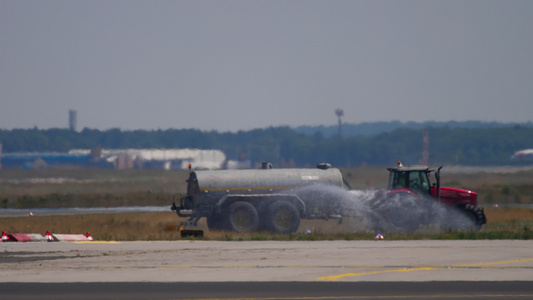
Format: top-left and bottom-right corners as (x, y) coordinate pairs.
(1, 166), (533, 240)
(1, 207), (532, 241)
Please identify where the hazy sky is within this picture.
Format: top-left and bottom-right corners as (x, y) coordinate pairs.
(1, 1), (532, 132)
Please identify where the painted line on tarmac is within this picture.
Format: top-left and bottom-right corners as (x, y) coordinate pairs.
(317, 258), (533, 281)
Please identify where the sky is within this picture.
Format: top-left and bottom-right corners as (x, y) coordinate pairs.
(1, 1), (532, 132)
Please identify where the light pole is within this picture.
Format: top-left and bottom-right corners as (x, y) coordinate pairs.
(335, 108), (344, 137)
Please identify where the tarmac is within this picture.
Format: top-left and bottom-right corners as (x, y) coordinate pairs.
(1, 239), (532, 282)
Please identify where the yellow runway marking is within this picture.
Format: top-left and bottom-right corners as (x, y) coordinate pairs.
(318, 258), (533, 281)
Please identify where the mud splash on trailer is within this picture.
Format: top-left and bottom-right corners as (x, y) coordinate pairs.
(293, 184), (477, 234)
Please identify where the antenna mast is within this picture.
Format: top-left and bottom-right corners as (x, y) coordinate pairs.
(335, 108), (344, 137)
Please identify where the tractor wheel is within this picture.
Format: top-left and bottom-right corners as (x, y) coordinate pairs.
(441, 205), (484, 232)
(225, 201), (259, 232)
(265, 201), (300, 234)
(474, 206), (487, 225)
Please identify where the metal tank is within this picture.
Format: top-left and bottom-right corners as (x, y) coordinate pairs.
(193, 167), (347, 193)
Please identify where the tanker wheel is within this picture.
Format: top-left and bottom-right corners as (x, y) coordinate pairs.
(225, 201), (259, 232)
(265, 201), (300, 234)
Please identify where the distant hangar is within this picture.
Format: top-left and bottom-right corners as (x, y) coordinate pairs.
(70, 148), (226, 170)
(0, 148), (226, 170)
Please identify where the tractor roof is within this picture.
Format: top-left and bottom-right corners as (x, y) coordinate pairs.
(387, 165), (432, 172)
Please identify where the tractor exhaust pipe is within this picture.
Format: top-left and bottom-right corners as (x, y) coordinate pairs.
(436, 166), (443, 201)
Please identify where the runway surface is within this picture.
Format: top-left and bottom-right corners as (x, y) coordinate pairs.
(1, 240), (532, 299)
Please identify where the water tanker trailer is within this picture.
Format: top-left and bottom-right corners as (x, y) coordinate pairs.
(171, 163), (351, 233)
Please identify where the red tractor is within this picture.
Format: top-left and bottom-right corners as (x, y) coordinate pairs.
(370, 161), (487, 232)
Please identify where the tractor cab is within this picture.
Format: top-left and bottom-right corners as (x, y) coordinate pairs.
(387, 161), (441, 200)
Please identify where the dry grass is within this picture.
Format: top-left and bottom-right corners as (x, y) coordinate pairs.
(0, 169), (189, 197)
(1, 212), (185, 241)
(1, 207), (532, 241)
(484, 206), (533, 222)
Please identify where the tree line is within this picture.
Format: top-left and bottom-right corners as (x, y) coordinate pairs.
(1, 125), (532, 167)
